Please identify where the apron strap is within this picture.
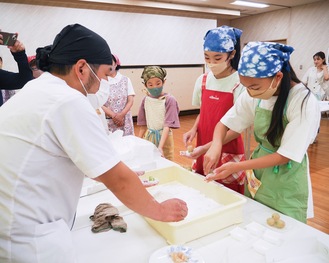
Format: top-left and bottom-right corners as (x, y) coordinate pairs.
(201, 73), (208, 92)
(259, 144), (292, 173)
(232, 82), (240, 92)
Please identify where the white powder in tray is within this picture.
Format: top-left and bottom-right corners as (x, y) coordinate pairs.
(147, 181), (223, 220)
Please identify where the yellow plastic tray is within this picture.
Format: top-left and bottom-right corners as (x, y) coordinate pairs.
(142, 165), (247, 244)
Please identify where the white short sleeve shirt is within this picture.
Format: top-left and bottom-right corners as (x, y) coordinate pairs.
(192, 71), (244, 107)
(221, 83), (320, 163)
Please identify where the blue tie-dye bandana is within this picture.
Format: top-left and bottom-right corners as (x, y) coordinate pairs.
(238, 41), (294, 78)
(203, 25), (242, 53)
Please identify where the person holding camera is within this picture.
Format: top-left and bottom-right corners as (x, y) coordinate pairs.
(0, 33), (33, 106)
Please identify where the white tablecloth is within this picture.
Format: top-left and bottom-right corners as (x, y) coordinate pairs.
(72, 136), (329, 263)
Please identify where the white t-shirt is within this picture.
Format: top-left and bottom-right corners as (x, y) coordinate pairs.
(302, 66), (329, 100)
(221, 83), (320, 163)
(192, 71), (244, 107)
(0, 72), (120, 262)
(108, 71), (135, 96)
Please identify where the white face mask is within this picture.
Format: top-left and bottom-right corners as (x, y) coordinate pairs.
(247, 77), (279, 100)
(207, 62), (228, 76)
(79, 64), (110, 109)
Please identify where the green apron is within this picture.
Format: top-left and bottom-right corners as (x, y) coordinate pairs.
(245, 99), (308, 223)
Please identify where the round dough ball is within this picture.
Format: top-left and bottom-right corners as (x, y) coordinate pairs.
(275, 219), (285, 229)
(267, 217), (275, 226)
(272, 213), (280, 221)
(187, 145), (194, 153)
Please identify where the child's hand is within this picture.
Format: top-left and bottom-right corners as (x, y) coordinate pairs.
(183, 130), (196, 147)
(189, 146), (205, 159)
(158, 147), (164, 157)
(113, 114), (124, 127)
(205, 162), (237, 182)
(203, 146), (221, 175)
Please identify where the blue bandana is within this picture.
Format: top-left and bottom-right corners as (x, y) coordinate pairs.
(238, 41), (294, 78)
(203, 25), (242, 53)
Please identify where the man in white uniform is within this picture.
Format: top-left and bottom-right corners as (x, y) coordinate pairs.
(0, 24), (188, 263)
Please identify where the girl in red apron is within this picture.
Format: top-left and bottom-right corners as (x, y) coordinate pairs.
(183, 25), (245, 194)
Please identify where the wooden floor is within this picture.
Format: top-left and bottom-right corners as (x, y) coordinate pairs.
(136, 114), (329, 234)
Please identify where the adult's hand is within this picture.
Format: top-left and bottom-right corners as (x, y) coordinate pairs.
(9, 38), (25, 53)
(157, 198), (188, 222)
(98, 162), (188, 222)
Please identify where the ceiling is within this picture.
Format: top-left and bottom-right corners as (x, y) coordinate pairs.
(1, 0), (325, 20)
(148, 0), (324, 18)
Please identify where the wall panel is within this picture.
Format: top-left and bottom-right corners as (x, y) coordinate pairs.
(0, 2), (216, 71)
(121, 65), (203, 116)
(230, 1), (329, 79)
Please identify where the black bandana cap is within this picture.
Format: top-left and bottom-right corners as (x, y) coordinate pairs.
(36, 24), (112, 71)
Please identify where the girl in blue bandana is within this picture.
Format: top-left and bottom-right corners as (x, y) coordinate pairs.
(183, 25), (246, 194)
(203, 42), (320, 222)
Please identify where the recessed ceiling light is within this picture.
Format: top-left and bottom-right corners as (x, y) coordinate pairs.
(231, 1), (269, 8)
(79, 0), (240, 16)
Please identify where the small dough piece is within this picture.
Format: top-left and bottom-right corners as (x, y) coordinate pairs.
(266, 217), (275, 226)
(272, 213), (280, 221)
(170, 252), (188, 263)
(275, 219), (285, 229)
(187, 145), (194, 153)
(266, 213), (285, 229)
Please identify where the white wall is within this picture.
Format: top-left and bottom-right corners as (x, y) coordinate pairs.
(0, 3), (216, 70)
(230, 1), (329, 79)
(0, 2), (216, 112)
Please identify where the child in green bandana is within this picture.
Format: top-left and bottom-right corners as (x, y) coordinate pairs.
(137, 66), (180, 160)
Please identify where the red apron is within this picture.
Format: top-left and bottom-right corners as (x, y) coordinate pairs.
(195, 73), (245, 193)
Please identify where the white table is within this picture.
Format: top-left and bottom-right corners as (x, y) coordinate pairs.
(72, 136), (329, 263)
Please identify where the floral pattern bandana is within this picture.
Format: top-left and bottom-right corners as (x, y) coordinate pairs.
(238, 41), (294, 78)
(203, 25), (242, 53)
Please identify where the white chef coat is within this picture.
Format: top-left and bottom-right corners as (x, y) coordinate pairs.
(0, 72), (120, 262)
(221, 83), (320, 218)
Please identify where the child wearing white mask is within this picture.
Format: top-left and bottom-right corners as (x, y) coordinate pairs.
(203, 42), (320, 223)
(183, 25), (246, 194)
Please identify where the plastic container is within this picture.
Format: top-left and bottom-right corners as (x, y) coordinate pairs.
(141, 166), (247, 244)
